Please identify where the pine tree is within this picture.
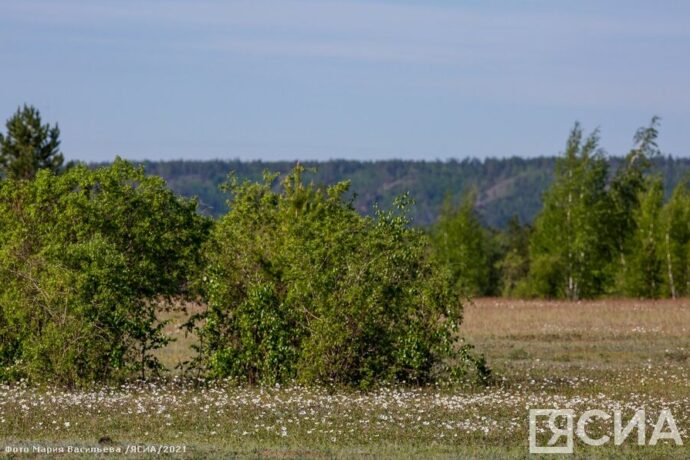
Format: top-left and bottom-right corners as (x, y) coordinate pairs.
(0, 105), (64, 179)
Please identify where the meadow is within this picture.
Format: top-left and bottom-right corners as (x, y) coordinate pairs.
(2, 298), (689, 459)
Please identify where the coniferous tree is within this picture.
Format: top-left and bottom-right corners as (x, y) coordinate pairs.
(0, 105), (64, 180)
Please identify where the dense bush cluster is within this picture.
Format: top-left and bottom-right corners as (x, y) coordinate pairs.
(193, 167), (486, 387)
(0, 160), (210, 384)
(0, 125), (485, 385)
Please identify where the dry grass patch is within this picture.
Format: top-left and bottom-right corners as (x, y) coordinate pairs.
(463, 297), (690, 337)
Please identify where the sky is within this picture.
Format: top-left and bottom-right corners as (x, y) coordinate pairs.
(1, 0), (689, 162)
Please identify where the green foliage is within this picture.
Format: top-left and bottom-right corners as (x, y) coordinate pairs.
(0, 105), (65, 180)
(0, 159), (210, 384)
(526, 124), (612, 299)
(608, 117), (661, 272)
(494, 216), (531, 297)
(193, 166), (487, 387)
(659, 179), (690, 298)
(616, 178), (664, 298)
(432, 191), (491, 296)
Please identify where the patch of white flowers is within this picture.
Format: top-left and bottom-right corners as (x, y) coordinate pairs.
(1, 364), (688, 445)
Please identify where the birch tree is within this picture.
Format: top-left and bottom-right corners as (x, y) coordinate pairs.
(527, 124), (612, 299)
(659, 180), (690, 298)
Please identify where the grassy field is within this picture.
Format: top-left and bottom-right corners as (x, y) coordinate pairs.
(2, 298), (690, 458)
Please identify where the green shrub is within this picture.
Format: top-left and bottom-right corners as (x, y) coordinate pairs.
(193, 167), (488, 387)
(0, 159), (210, 384)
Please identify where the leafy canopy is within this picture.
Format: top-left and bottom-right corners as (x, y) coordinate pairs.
(0, 159), (210, 384)
(432, 190), (491, 297)
(526, 123), (612, 299)
(193, 166), (488, 387)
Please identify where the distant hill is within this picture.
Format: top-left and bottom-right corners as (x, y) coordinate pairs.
(127, 157), (690, 228)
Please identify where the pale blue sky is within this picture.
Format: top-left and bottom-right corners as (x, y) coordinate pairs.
(1, 1), (688, 162)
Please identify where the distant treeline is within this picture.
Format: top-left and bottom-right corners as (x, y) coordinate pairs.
(130, 155), (690, 228)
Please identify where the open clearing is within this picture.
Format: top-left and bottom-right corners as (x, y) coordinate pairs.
(2, 298), (689, 458)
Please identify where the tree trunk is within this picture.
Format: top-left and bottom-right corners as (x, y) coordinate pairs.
(666, 232), (676, 299)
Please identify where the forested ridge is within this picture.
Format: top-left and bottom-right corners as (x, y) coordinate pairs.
(130, 156), (690, 228)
